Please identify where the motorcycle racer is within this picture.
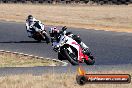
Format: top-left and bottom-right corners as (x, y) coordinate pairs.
(49, 26), (95, 60)
(49, 27), (60, 43)
(26, 15), (45, 37)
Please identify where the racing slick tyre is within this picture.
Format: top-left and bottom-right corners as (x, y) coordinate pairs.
(43, 33), (50, 44)
(82, 48), (95, 65)
(32, 34), (42, 42)
(84, 56), (95, 65)
(64, 48), (79, 65)
(58, 52), (66, 60)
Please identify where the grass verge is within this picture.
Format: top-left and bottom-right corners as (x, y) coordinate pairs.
(0, 4), (132, 32)
(0, 51), (61, 67)
(0, 70), (131, 88)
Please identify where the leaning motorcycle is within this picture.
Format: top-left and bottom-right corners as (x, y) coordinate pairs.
(53, 29), (95, 65)
(28, 23), (50, 43)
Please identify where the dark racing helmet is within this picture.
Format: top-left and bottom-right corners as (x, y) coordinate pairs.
(49, 27), (59, 37)
(28, 15), (33, 23)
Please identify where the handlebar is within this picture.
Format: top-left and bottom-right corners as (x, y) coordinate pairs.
(62, 26), (67, 32)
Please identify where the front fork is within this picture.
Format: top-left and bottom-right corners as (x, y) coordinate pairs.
(67, 47), (73, 54)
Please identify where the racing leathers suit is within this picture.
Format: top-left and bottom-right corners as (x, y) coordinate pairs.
(26, 18), (45, 37)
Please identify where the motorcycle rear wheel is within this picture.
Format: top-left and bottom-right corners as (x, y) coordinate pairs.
(84, 57), (95, 65)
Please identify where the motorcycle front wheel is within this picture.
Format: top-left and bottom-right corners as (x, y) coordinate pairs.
(64, 47), (78, 65)
(43, 33), (50, 43)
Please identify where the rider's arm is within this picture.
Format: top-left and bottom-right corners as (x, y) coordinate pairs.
(38, 20), (45, 31)
(52, 35), (65, 48)
(26, 21), (30, 31)
(58, 35), (67, 47)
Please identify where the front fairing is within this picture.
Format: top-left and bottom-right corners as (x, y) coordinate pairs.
(63, 36), (82, 61)
(64, 36), (89, 62)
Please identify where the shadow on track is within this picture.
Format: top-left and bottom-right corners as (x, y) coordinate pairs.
(0, 41), (46, 43)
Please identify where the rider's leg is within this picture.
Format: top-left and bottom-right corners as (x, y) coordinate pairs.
(27, 30), (33, 37)
(40, 24), (46, 36)
(41, 28), (50, 44)
(40, 23), (46, 32)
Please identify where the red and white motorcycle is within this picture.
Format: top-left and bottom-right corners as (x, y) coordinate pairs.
(52, 28), (95, 65)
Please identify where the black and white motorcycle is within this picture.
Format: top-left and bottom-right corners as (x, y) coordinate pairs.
(28, 22), (50, 43)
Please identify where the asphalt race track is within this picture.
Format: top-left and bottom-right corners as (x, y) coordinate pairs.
(0, 21), (132, 75)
